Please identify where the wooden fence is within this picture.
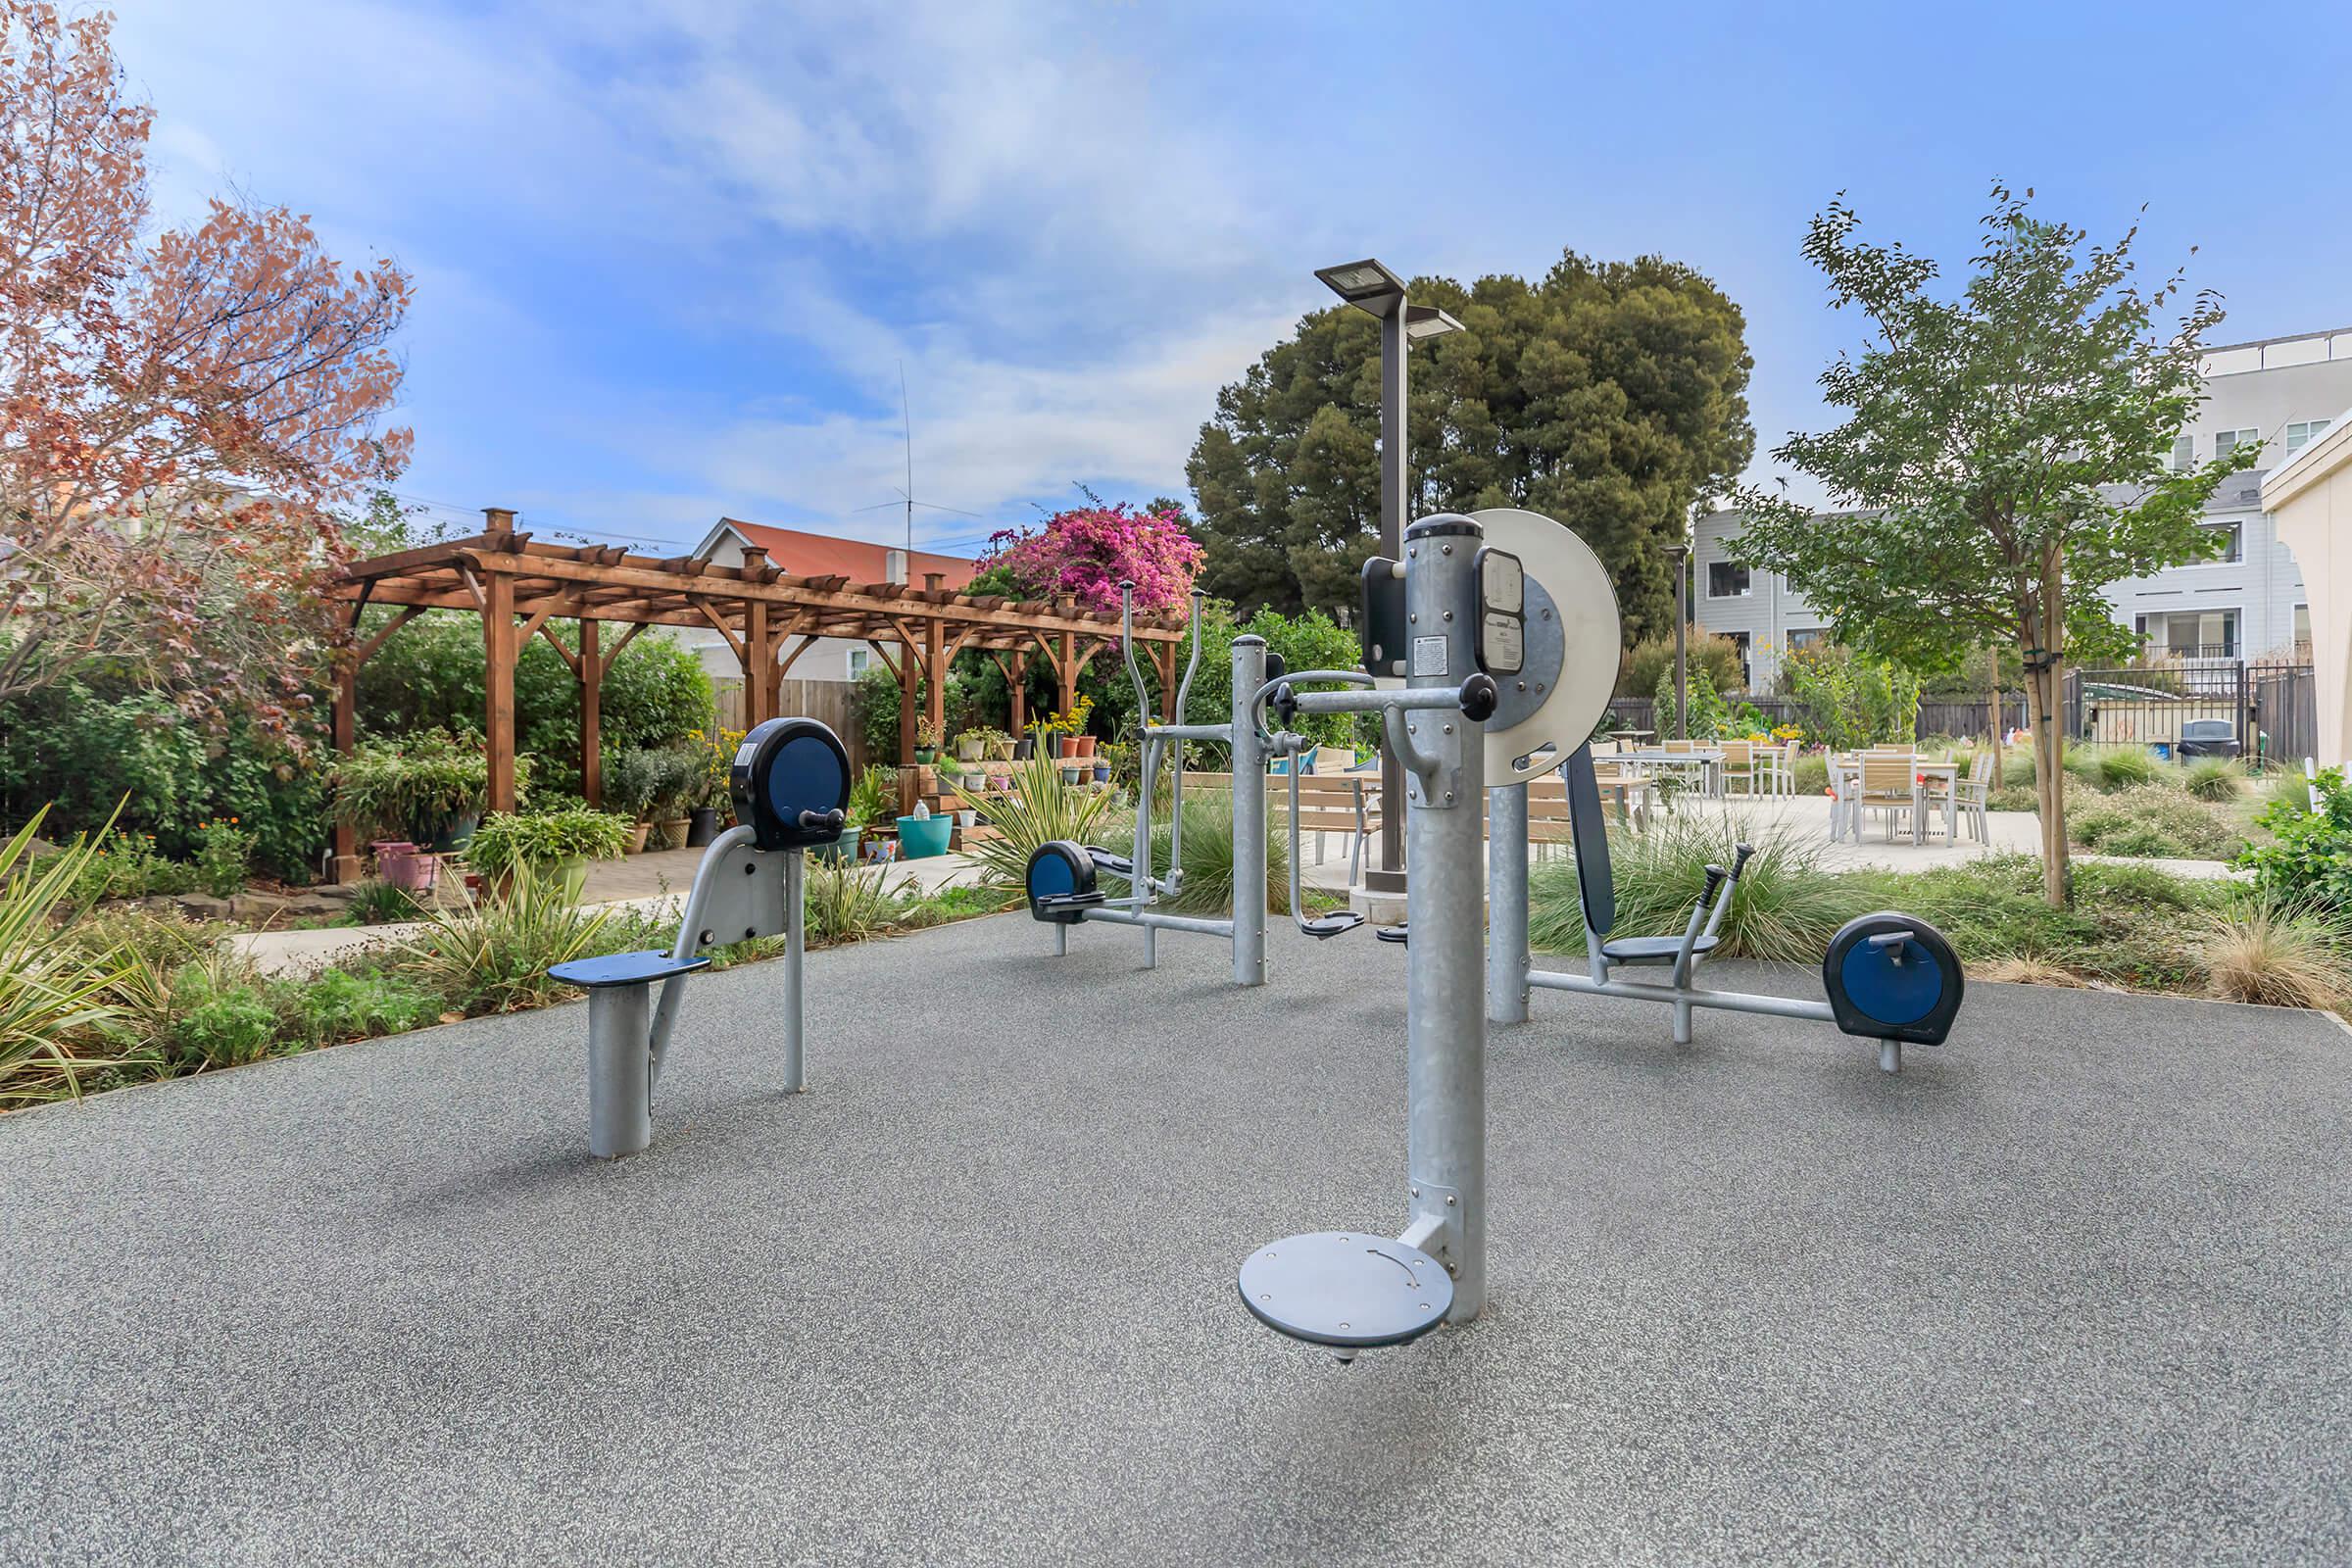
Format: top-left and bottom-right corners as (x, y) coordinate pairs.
(715, 677), (868, 773)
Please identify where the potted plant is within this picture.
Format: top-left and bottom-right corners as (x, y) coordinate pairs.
(602, 748), (661, 853)
(332, 732), (513, 852)
(464, 808), (631, 901)
(978, 727), (1015, 762)
(913, 714), (943, 764)
(646, 747), (701, 849)
(684, 727), (741, 847)
(1092, 759), (1110, 784)
(955, 729), (985, 763)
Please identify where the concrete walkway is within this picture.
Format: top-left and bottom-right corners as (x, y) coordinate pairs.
(6, 916), (2345, 1564)
(236, 849), (989, 977)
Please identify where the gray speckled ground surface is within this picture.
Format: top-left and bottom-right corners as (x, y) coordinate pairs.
(4, 912), (2348, 1566)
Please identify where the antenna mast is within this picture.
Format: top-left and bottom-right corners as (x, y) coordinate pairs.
(900, 361), (913, 559)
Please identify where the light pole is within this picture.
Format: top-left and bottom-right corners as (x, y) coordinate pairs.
(1665, 542), (1690, 740)
(1314, 258), (1463, 896)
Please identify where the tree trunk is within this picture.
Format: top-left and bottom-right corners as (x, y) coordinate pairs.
(2032, 546), (2071, 907)
(1985, 650), (2003, 790)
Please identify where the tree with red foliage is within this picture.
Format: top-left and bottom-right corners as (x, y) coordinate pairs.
(0, 2), (412, 736)
(979, 497), (1204, 616)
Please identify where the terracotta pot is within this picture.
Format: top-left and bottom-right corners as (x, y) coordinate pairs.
(1058, 737), (1080, 759)
(625, 821), (652, 855)
(1075, 735), (1098, 759)
(659, 816), (691, 850)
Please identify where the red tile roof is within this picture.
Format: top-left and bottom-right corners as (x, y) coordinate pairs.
(716, 518), (978, 588)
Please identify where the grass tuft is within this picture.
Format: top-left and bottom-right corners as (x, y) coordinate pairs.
(2198, 895), (2352, 1009)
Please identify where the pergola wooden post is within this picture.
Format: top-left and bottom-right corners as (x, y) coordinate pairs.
(481, 509), (519, 814)
(324, 525), (1185, 881)
(579, 620), (602, 805)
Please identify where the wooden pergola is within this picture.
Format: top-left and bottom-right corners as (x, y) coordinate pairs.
(325, 507), (1188, 883)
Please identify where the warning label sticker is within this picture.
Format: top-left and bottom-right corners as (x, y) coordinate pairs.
(1411, 635), (1449, 677)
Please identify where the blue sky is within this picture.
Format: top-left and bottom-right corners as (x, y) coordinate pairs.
(111, 0), (2352, 556)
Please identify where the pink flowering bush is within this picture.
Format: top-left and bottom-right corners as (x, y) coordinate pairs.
(981, 501), (1204, 614)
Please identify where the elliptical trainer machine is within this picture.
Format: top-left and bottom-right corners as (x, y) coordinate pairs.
(1021, 585), (1278, 985)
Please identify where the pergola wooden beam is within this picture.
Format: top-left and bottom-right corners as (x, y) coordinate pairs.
(322, 521), (1186, 882)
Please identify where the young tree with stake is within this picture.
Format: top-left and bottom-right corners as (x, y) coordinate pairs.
(1732, 185), (2254, 906)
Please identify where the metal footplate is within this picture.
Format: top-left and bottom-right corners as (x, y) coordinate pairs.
(1237, 1231), (1453, 1364)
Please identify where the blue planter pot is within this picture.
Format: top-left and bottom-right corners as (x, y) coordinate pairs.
(896, 814), (954, 859)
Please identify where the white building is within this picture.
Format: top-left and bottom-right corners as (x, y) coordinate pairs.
(1698, 327), (2350, 688)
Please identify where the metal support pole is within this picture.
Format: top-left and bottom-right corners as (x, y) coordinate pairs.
(1673, 550), (1689, 740)
(1231, 635), (1268, 987)
(780, 850), (806, 1092)
(1368, 306), (1409, 896)
(1487, 783), (1529, 1025)
(586, 984), (654, 1159)
(1400, 520), (1487, 1321)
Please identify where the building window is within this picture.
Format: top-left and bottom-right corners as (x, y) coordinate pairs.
(2295, 603), (2311, 656)
(2171, 435), (2194, 471)
(2286, 419), (2333, 454)
(1723, 630), (1752, 688)
(847, 648), (869, 677)
(1706, 561), (1750, 598)
(2199, 520), (2243, 564)
(2134, 609), (2237, 660)
(2211, 428), (2260, 461)
(1786, 627), (1829, 655)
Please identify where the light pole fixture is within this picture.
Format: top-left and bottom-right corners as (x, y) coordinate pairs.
(1316, 257), (1464, 897)
(1665, 543), (1691, 740)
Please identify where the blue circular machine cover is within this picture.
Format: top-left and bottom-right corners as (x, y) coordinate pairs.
(1821, 912), (1963, 1046)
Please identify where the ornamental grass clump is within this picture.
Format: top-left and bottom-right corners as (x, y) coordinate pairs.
(2180, 756), (2245, 803)
(0, 808), (132, 1103)
(1527, 812), (1870, 963)
(2198, 894), (2352, 1010)
(952, 756), (1118, 896)
(395, 859), (620, 1014)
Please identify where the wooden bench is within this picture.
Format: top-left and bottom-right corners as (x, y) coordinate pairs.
(1184, 770), (1378, 879)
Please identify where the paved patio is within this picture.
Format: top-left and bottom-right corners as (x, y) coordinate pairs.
(6, 914), (2345, 1564)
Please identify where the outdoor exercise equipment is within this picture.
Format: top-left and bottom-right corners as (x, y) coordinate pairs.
(1470, 508), (1965, 1073)
(1022, 585), (1274, 984)
(547, 715), (850, 1157)
(1237, 512), (1515, 1361)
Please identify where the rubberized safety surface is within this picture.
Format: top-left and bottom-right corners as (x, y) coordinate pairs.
(4, 914), (2347, 1565)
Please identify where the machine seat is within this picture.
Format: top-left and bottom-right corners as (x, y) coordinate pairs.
(1599, 932), (1719, 965)
(1374, 924), (1408, 946)
(549, 950), (711, 989)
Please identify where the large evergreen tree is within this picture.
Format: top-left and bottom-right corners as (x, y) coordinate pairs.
(1186, 253), (1753, 641)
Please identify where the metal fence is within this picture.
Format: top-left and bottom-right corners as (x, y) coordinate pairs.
(1614, 660), (2315, 766)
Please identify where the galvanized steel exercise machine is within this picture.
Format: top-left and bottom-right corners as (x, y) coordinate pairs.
(1467, 507), (1965, 1076)
(1021, 585), (1283, 983)
(549, 716), (852, 1157)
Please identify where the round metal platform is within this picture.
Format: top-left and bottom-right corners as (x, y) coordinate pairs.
(1237, 1231), (1452, 1349)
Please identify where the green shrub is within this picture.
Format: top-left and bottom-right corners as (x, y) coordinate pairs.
(1618, 632), (1749, 700)
(277, 968), (441, 1049)
(164, 965), (281, 1068)
(331, 730), (515, 843)
(348, 880), (422, 925)
(2094, 824), (2185, 859)
(2180, 756), (2245, 803)
(47, 827), (198, 903)
(2069, 787), (2239, 859)
(2241, 765), (2352, 909)
(463, 808), (632, 878)
(1986, 784), (2040, 812)
(1529, 813), (1872, 963)
(193, 818), (254, 898)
